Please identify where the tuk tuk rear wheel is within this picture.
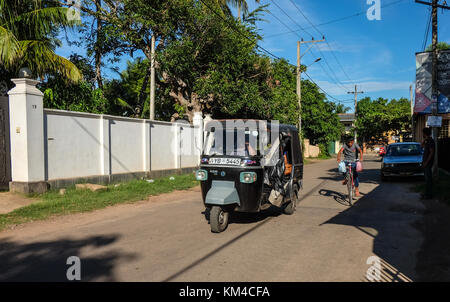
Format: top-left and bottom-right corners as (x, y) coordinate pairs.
(283, 184), (299, 215)
(210, 206), (229, 233)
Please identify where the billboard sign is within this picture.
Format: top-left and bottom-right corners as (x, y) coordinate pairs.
(414, 50), (450, 114)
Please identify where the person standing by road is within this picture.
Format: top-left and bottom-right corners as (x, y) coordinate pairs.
(421, 127), (435, 200)
(337, 137), (364, 197)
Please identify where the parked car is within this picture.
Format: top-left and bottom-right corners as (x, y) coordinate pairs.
(380, 142), (424, 180)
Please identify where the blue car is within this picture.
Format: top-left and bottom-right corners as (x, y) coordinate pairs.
(380, 142), (424, 180)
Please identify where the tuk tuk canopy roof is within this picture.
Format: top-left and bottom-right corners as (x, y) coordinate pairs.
(204, 119), (298, 134)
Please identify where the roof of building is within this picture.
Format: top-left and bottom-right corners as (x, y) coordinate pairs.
(338, 113), (355, 122)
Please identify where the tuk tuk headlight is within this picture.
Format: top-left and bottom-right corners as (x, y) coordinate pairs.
(195, 169), (208, 181)
(240, 172), (257, 183)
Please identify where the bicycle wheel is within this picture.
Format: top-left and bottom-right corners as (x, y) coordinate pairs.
(346, 171), (353, 206)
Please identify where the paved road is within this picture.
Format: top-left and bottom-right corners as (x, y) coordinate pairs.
(0, 156), (425, 281)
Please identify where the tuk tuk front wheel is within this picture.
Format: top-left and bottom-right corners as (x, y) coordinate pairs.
(210, 206), (229, 233)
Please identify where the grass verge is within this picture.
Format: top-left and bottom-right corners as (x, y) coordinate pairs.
(304, 155), (334, 165)
(412, 170), (450, 204)
(0, 173), (198, 232)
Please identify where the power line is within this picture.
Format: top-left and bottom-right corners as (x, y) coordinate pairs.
(303, 71), (347, 103)
(268, 0), (352, 91)
(199, 0), (348, 103)
(266, 7), (349, 92)
(198, 0), (282, 60)
(287, 0), (354, 84)
(422, 7), (432, 50)
(265, 0), (408, 38)
(268, 0), (315, 39)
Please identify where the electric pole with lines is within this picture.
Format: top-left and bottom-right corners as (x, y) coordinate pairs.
(347, 85), (364, 144)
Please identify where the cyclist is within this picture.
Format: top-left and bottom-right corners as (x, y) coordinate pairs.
(337, 137), (363, 197)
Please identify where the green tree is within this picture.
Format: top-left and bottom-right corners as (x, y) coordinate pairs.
(224, 0), (261, 21)
(386, 97), (411, 135)
(356, 97), (411, 144)
(301, 80), (343, 146)
(267, 59), (298, 125)
(335, 103), (351, 114)
(104, 58), (152, 118)
(355, 97), (389, 143)
(0, 0), (81, 81)
(40, 54), (107, 113)
(425, 42), (450, 52)
(158, 0), (270, 121)
(73, 0), (194, 115)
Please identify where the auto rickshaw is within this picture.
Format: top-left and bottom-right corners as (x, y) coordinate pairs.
(195, 120), (304, 233)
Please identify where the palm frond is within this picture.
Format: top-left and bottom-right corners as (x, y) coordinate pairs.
(243, 4), (269, 25)
(19, 39), (82, 82)
(0, 25), (20, 66)
(11, 7), (81, 36)
(116, 97), (134, 110)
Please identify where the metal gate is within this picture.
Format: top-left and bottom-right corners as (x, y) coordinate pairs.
(0, 91), (11, 189)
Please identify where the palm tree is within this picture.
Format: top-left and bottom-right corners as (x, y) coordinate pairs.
(0, 0), (81, 82)
(224, 0), (261, 21)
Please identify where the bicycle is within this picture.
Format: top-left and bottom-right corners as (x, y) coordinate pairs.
(343, 159), (359, 206)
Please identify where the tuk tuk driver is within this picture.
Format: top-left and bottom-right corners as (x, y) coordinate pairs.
(244, 140), (257, 156)
(337, 137), (363, 197)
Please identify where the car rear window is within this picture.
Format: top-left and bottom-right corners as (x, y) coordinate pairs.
(387, 144), (422, 156)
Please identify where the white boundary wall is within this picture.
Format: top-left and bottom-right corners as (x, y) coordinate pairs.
(44, 109), (202, 181)
(7, 78), (203, 192)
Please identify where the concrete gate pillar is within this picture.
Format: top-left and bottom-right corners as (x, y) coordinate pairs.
(8, 78), (47, 193)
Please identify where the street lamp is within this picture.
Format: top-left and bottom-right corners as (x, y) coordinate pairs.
(305, 57), (321, 69)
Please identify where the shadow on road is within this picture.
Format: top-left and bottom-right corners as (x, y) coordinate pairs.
(320, 157), (426, 282)
(202, 206), (282, 225)
(318, 189), (349, 207)
(0, 234), (137, 281)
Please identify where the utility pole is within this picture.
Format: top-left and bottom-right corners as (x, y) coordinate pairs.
(297, 38), (325, 136)
(347, 85), (364, 143)
(416, 0), (450, 178)
(150, 34), (156, 120)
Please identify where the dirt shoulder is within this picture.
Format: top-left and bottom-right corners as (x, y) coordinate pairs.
(0, 192), (40, 214)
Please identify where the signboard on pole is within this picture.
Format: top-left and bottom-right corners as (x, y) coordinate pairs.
(426, 115), (443, 127)
(415, 50), (450, 114)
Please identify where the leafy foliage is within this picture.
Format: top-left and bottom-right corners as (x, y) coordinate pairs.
(425, 42), (450, 52)
(0, 0), (81, 82)
(300, 80), (343, 145)
(356, 97), (411, 144)
(40, 54), (107, 113)
(12, 0), (345, 150)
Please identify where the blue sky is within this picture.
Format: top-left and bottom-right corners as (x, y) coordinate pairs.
(56, 0), (450, 111)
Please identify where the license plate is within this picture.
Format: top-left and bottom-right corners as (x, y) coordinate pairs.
(209, 158), (241, 165)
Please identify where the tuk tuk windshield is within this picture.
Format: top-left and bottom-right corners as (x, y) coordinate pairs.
(204, 129), (261, 157)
